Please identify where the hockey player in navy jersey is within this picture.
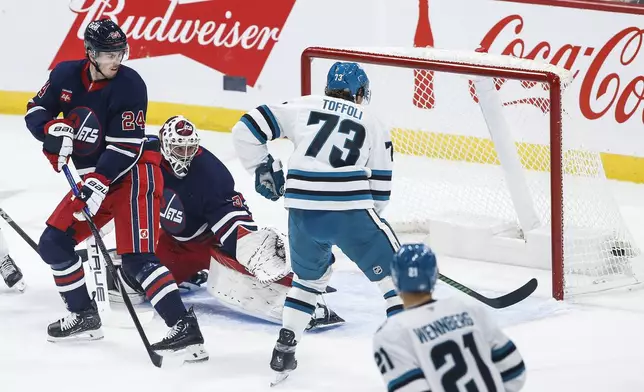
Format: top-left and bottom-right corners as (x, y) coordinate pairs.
(107, 115), (343, 329)
(232, 62), (404, 383)
(373, 244), (526, 391)
(24, 19), (207, 362)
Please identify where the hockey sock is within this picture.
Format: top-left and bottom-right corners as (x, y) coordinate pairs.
(282, 281), (322, 343)
(378, 277), (404, 317)
(51, 257), (92, 312)
(138, 264), (185, 326)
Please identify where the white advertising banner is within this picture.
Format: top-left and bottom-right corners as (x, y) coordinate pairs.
(0, 0), (641, 156)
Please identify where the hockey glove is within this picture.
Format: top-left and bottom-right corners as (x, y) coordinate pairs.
(255, 155), (285, 201)
(70, 174), (110, 218)
(43, 119), (74, 172)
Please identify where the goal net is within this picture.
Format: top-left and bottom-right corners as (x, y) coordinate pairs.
(301, 46), (643, 300)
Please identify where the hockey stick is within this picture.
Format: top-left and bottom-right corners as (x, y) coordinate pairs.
(62, 165), (163, 368)
(439, 274), (538, 309)
(0, 207), (39, 252)
(0, 207), (152, 327)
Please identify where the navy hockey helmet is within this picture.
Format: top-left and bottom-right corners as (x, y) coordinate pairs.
(325, 62), (371, 104)
(391, 243), (438, 294)
(84, 19), (127, 53)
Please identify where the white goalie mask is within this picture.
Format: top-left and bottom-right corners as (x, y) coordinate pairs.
(159, 115), (200, 178)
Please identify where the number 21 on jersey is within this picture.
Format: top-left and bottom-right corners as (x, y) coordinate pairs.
(375, 332), (497, 392)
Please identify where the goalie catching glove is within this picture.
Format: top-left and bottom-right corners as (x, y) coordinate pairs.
(71, 174), (109, 218)
(236, 227), (291, 284)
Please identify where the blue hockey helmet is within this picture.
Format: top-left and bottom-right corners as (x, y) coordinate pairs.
(391, 243), (438, 294)
(325, 62), (371, 104)
(84, 19), (128, 53)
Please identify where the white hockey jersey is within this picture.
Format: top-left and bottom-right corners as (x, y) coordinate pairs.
(232, 95), (393, 213)
(373, 297), (526, 392)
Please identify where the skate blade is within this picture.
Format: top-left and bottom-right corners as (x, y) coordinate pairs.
(306, 319), (345, 331)
(12, 279), (26, 293)
(154, 344), (209, 368)
(47, 328), (105, 343)
(184, 343), (209, 363)
(270, 372), (290, 387)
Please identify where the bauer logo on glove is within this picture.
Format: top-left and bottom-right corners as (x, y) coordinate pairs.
(71, 174), (110, 218)
(42, 119), (75, 173)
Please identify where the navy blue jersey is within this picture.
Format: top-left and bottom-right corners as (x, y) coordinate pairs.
(25, 59), (151, 183)
(160, 146), (257, 256)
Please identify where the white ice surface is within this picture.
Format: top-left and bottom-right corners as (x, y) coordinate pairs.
(1, 114), (643, 391)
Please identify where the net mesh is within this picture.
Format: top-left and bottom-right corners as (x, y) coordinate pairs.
(308, 47), (641, 296)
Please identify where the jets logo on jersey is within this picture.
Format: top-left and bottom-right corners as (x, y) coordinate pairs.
(67, 107), (103, 156)
(76, 127), (99, 143)
(161, 189), (186, 234)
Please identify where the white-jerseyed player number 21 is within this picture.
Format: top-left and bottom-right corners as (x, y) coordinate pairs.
(375, 332), (497, 391)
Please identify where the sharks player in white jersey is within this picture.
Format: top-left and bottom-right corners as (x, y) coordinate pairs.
(232, 61), (403, 383)
(0, 228), (26, 292)
(373, 244), (526, 392)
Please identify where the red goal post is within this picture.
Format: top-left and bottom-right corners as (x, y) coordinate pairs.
(300, 46), (641, 300)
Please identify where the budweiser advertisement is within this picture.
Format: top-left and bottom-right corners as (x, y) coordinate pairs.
(0, 0), (641, 156)
(53, 0), (297, 87)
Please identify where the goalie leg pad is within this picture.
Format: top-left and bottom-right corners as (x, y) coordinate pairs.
(207, 254), (288, 323)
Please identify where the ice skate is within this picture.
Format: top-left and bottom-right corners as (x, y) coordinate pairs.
(0, 255), (26, 292)
(270, 328), (298, 386)
(47, 299), (103, 342)
(150, 307), (209, 363)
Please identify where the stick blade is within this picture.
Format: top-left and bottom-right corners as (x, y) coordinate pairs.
(481, 278), (539, 309)
(149, 349), (163, 368)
